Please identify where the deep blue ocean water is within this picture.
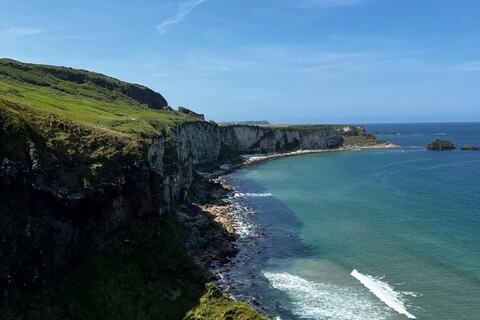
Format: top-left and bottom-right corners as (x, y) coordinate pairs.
(217, 123), (480, 320)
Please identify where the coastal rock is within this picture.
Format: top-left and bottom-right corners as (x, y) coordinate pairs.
(426, 139), (455, 150)
(461, 145), (480, 151)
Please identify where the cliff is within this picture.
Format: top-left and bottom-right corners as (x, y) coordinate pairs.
(0, 59), (373, 319)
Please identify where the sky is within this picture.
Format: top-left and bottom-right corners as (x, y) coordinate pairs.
(0, 0), (479, 123)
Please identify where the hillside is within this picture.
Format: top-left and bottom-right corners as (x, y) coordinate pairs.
(0, 59), (206, 189)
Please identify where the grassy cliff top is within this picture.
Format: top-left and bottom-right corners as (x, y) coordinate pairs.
(0, 59), (203, 188)
(0, 59), (200, 135)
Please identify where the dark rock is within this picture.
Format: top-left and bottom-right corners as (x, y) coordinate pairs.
(426, 139), (455, 150)
(461, 145), (480, 151)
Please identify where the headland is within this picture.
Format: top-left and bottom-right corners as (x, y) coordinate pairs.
(0, 58), (394, 319)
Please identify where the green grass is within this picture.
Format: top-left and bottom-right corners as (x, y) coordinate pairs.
(0, 212), (266, 320)
(0, 59), (200, 135)
(342, 135), (386, 146)
(0, 59), (205, 189)
(0, 98), (146, 188)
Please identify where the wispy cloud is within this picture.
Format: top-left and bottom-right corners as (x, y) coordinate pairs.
(156, 0), (207, 35)
(450, 60), (480, 72)
(2, 27), (45, 37)
(175, 45), (392, 78)
(301, 0), (365, 8)
(425, 60), (480, 73)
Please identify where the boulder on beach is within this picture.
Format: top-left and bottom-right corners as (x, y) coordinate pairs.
(426, 139), (455, 150)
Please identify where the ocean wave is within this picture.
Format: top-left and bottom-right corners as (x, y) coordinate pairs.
(233, 192), (273, 198)
(227, 202), (257, 238)
(418, 159), (480, 171)
(264, 272), (390, 320)
(351, 269), (417, 319)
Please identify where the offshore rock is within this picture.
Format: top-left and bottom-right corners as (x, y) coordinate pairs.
(461, 145), (480, 151)
(426, 139), (455, 150)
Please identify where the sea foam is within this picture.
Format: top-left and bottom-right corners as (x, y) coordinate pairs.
(351, 269), (417, 319)
(264, 272), (389, 320)
(234, 192), (273, 198)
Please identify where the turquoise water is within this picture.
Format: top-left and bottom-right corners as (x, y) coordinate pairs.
(221, 123), (480, 320)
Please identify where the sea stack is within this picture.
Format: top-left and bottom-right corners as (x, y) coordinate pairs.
(426, 139), (455, 150)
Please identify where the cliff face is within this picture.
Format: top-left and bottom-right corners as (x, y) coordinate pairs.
(0, 121), (355, 302)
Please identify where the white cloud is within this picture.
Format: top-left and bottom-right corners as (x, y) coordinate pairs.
(181, 45), (382, 76)
(156, 0), (208, 35)
(450, 60), (480, 72)
(301, 0), (364, 8)
(423, 60), (480, 73)
(2, 27), (45, 37)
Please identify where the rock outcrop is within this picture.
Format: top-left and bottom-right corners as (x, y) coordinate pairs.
(461, 145), (480, 151)
(426, 139), (455, 150)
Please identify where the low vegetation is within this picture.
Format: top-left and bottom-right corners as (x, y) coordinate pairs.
(342, 135), (386, 146)
(0, 212), (266, 320)
(0, 59), (199, 135)
(0, 59), (202, 189)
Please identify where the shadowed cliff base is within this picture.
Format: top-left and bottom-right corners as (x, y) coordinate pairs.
(0, 210), (266, 320)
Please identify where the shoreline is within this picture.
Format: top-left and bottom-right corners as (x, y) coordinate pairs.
(239, 141), (397, 166)
(201, 141), (398, 179)
(188, 142), (399, 317)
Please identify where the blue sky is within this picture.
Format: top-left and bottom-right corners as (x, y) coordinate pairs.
(0, 0), (479, 123)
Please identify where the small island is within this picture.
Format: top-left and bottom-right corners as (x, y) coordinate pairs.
(426, 139), (455, 150)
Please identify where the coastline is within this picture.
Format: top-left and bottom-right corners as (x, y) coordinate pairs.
(189, 142), (398, 317)
(239, 141), (397, 166)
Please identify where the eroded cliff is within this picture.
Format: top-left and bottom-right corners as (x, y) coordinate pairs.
(0, 119), (359, 303)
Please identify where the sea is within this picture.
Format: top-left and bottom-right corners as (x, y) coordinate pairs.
(215, 122), (480, 320)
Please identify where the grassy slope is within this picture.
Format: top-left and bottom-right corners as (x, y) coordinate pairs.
(0, 59), (265, 319)
(0, 59), (196, 135)
(0, 59), (201, 189)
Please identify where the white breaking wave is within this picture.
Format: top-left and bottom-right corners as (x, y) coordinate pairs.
(264, 272), (390, 320)
(226, 201), (257, 238)
(234, 192), (273, 198)
(351, 269), (417, 319)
